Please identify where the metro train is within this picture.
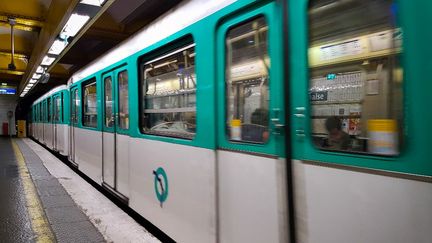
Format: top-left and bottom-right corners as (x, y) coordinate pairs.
(29, 0), (432, 242)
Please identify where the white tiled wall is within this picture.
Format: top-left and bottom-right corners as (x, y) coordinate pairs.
(0, 95), (17, 135)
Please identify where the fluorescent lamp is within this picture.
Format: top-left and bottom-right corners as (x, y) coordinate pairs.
(32, 73), (41, 79)
(36, 66), (44, 73)
(61, 13), (90, 38)
(41, 55), (55, 66)
(29, 79), (37, 84)
(20, 94), (25, 97)
(1, 83), (6, 86)
(27, 83), (34, 87)
(48, 39), (68, 55)
(80, 0), (106, 6)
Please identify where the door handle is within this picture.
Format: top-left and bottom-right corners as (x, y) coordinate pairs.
(294, 107), (306, 138)
(271, 108), (284, 135)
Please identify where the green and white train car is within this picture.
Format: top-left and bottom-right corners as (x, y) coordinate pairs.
(31, 85), (69, 156)
(30, 0), (432, 242)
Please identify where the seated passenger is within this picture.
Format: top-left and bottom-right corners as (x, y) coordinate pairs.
(324, 116), (350, 150)
(242, 108), (269, 143)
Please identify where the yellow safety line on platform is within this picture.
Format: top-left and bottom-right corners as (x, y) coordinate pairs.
(12, 139), (55, 243)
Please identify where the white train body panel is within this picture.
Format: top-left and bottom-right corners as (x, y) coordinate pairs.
(218, 151), (288, 243)
(128, 138), (216, 243)
(102, 132), (115, 187)
(44, 123), (53, 149)
(74, 128), (102, 184)
(54, 124), (68, 156)
(293, 160), (432, 243)
(115, 134), (130, 198)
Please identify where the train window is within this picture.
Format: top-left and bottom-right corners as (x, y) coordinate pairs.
(55, 96), (61, 122)
(308, 0), (403, 155)
(104, 77), (113, 128)
(118, 71), (129, 129)
(83, 80), (97, 127)
(72, 89), (79, 124)
(141, 44), (196, 139)
(47, 98), (51, 122)
(61, 92), (64, 122)
(53, 97), (57, 122)
(225, 16), (270, 144)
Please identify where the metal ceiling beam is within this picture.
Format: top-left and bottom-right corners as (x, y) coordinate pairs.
(0, 50), (28, 59)
(0, 14), (43, 32)
(0, 69), (25, 75)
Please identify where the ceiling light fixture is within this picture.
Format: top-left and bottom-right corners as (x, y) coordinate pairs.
(61, 13), (90, 38)
(29, 79), (37, 84)
(80, 0), (106, 6)
(41, 55), (55, 66)
(36, 65), (44, 73)
(32, 73), (41, 79)
(48, 39), (68, 55)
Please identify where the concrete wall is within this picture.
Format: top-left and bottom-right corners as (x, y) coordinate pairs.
(0, 95), (17, 135)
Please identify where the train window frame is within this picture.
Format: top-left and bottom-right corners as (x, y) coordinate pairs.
(82, 79), (98, 128)
(139, 40), (197, 140)
(306, 0), (404, 157)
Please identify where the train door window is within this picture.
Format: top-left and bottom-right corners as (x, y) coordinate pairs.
(47, 98), (51, 122)
(55, 96), (61, 122)
(61, 92), (64, 123)
(83, 79), (97, 127)
(53, 97), (58, 122)
(118, 71), (129, 129)
(225, 16), (270, 144)
(141, 43), (196, 139)
(308, 0), (403, 155)
(72, 89), (79, 124)
(104, 76), (113, 128)
(43, 101), (46, 122)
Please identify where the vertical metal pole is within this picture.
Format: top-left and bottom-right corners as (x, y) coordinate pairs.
(9, 18), (16, 70)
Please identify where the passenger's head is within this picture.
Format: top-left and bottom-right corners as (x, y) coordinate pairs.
(325, 116), (342, 133)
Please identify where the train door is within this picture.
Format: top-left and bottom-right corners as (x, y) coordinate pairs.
(102, 68), (129, 199)
(216, 5), (288, 243)
(288, 1), (432, 242)
(69, 87), (79, 165)
(42, 99), (46, 142)
(53, 94), (60, 151)
(102, 73), (116, 188)
(48, 97), (53, 148)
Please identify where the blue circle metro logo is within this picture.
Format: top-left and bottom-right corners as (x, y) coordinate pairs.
(153, 167), (168, 208)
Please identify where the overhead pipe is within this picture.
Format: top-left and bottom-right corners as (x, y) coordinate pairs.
(8, 18), (16, 71)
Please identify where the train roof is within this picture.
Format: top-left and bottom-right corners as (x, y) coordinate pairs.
(69, 0), (235, 84)
(32, 85), (68, 105)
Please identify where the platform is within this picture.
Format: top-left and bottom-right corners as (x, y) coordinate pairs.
(0, 137), (159, 243)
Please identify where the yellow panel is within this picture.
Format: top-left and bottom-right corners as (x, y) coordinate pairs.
(0, 1), (49, 20)
(17, 120), (26, 137)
